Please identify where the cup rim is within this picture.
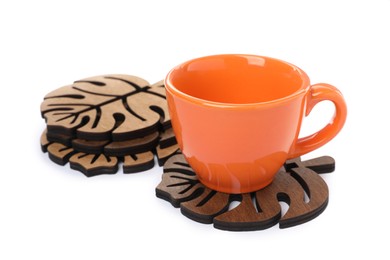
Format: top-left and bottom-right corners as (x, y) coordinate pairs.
(165, 54), (311, 108)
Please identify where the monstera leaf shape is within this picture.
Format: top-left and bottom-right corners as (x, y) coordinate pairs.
(40, 74), (180, 176)
(40, 130), (180, 176)
(156, 153), (334, 231)
(41, 75), (170, 141)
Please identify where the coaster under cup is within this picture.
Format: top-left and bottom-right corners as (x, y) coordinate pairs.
(156, 153), (334, 231)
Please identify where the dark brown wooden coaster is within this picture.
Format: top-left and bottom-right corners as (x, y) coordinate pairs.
(156, 153), (335, 231)
(41, 130), (178, 176)
(41, 75), (170, 141)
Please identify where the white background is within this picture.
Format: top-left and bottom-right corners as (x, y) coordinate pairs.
(1, 0), (389, 259)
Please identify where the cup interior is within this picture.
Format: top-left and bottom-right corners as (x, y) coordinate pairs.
(167, 55), (308, 104)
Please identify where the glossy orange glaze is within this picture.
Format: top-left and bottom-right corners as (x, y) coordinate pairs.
(165, 54), (346, 194)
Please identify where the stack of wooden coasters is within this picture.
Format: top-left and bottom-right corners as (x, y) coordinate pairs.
(40, 74), (179, 176)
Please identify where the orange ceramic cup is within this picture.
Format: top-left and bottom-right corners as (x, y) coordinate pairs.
(165, 54), (347, 194)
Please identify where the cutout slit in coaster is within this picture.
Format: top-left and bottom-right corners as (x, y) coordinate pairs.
(40, 74), (179, 176)
(41, 130), (179, 176)
(41, 75), (169, 141)
(156, 153), (335, 231)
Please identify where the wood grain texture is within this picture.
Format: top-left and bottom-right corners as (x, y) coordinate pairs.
(71, 139), (110, 154)
(47, 142), (76, 166)
(41, 130), (158, 176)
(47, 127), (160, 156)
(71, 131), (159, 156)
(156, 153), (335, 231)
(46, 131), (73, 147)
(41, 75), (170, 141)
(40, 76), (179, 176)
(41, 130), (178, 176)
(69, 153), (118, 177)
(123, 152), (155, 173)
(103, 132), (159, 156)
(156, 143), (180, 166)
(159, 128), (177, 149)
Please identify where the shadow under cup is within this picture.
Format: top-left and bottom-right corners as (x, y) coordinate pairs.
(165, 54), (345, 194)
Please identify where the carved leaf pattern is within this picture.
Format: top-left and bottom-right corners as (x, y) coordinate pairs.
(40, 75), (179, 176)
(156, 153), (334, 231)
(41, 75), (170, 141)
(40, 130), (178, 176)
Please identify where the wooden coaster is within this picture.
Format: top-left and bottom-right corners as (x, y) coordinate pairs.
(158, 128), (177, 149)
(41, 75), (170, 141)
(45, 131), (160, 156)
(156, 153), (335, 231)
(41, 130), (179, 176)
(40, 74), (180, 176)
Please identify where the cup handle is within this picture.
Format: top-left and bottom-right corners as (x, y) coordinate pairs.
(288, 83), (347, 159)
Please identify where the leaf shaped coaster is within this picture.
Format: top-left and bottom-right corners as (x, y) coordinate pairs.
(41, 130), (179, 176)
(41, 75), (170, 141)
(156, 153), (335, 231)
(40, 74), (180, 176)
